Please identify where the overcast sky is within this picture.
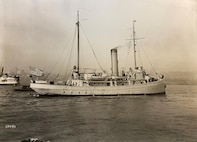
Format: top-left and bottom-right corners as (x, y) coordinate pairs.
(0, 0), (196, 75)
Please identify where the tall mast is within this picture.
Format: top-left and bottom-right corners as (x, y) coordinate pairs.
(76, 10), (80, 74)
(133, 20), (137, 69)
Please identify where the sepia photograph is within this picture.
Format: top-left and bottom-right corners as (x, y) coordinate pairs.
(0, 0), (197, 141)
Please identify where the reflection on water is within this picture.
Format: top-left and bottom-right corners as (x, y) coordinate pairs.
(0, 85), (197, 142)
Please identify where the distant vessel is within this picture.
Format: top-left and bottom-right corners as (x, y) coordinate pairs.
(30, 11), (166, 96)
(0, 67), (19, 85)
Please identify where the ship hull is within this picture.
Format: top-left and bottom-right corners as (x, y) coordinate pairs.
(30, 79), (166, 96)
(0, 76), (19, 85)
(0, 81), (18, 85)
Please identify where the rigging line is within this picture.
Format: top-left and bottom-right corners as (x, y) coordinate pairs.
(46, 27), (76, 80)
(124, 40), (132, 69)
(65, 68), (73, 81)
(139, 41), (158, 75)
(64, 27), (77, 80)
(55, 26), (77, 80)
(43, 72), (51, 80)
(46, 46), (67, 80)
(53, 73), (59, 81)
(63, 26), (77, 74)
(80, 24), (105, 72)
(136, 40), (143, 67)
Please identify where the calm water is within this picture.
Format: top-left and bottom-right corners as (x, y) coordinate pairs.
(1, 85), (197, 142)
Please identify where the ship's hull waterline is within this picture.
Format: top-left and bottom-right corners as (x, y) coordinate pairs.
(0, 82), (18, 85)
(0, 81), (18, 85)
(30, 79), (166, 96)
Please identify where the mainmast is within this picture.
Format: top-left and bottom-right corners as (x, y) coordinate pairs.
(76, 10), (80, 74)
(133, 20), (137, 69)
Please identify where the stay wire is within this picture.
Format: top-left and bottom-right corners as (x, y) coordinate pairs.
(138, 41), (158, 76)
(54, 26), (77, 80)
(124, 40), (132, 69)
(80, 24), (105, 73)
(64, 27), (77, 80)
(136, 40), (143, 67)
(46, 28), (76, 80)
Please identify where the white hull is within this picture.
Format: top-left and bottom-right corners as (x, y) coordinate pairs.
(30, 79), (166, 96)
(0, 77), (18, 85)
(0, 81), (18, 85)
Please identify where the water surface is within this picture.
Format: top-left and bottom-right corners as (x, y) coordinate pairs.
(1, 85), (197, 142)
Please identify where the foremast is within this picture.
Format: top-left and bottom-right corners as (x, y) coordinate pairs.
(133, 20), (137, 69)
(76, 10), (80, 76)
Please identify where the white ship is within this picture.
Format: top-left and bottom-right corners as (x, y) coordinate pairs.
(0, 67), (19, 85)
(30, 11), (166, 96)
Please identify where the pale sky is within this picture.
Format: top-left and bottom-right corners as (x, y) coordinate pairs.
(0, 0), (196, 75)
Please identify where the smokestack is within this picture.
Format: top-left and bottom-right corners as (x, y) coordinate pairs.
(111, 48), (119, 76)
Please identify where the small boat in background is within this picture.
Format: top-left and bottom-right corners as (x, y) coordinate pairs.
(0, 67), (19, 85)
